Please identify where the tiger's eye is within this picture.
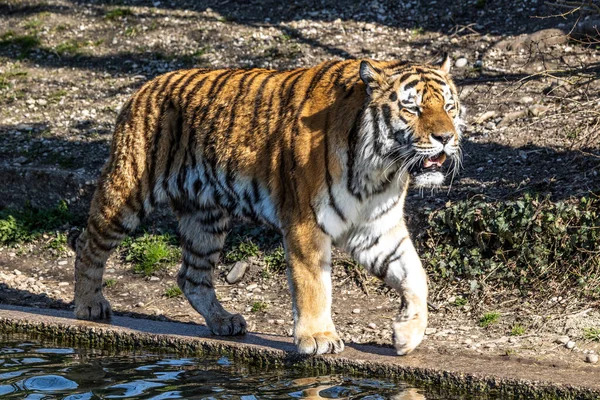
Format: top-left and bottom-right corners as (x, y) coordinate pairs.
(389, 92), (398, 102)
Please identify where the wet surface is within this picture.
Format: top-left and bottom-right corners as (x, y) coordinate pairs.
(0, 336), (473, 399)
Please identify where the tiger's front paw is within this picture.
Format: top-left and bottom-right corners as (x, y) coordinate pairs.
(392, 313), (427, 355)
(74, 294), (112, 320)
(296, 331), (344, 355)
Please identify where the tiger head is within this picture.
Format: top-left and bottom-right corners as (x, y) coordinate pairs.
(358, 57), (463, 188)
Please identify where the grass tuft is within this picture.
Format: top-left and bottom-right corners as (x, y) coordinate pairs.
(122, 233), (181, 276)
(164, 285), (183, 298)
(251, 301), (268, 312)
(225, 239), (259, 263)
(479, 312), (501, 328)
(104, 7), (133, 20)
(510, 323), (526, 336)
(583, 327), (600, 341)
(104, 279), (116, 288)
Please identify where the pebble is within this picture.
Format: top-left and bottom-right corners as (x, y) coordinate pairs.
(58, 282), (70, 287)
(135, 302), (145, 307)
(226, 261), (248, 284)
(586, 354), (599, 364)
(149, 276), (160, 281)
(565, 341), (576, 349)
(556, 336), (570, 345)
(519, 96), (534, 104)
(352, 308), (361, 314)
(455, 57), (468, 68)
(13, 269), (21, 275)
(425, 328), (437, 335)
(275, 319), (285, 325)
(246, 283), (258, 292)
(368, 322), (377, 330)
(58, 260), (68, 266)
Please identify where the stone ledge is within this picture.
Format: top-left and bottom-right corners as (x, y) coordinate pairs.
(0, 304), (598, 399)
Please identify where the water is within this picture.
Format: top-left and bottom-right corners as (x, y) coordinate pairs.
(0, 337), (468, 399)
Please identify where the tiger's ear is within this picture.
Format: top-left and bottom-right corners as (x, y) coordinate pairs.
(438, 53), (451, 74)
(360, 60), (387, 95)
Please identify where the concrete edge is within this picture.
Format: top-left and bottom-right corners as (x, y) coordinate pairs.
(0, 305), (598, 399)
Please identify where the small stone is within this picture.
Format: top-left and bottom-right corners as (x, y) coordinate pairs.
(267, 319), (275, 324)
(14, 156), (28, 164)
(586, 354), (599, 364)
(226, 261), (248, 284)
(135, 302), (145, 307)
(58, 260), (68, 266)
(246, 283), (258, 292)
(519, 96), (534, 104)
(149, 276), (160, 281)
(37, 99), (48, 106)
(566, 341), (576, 349)
(58, 281), (70, 287)
(425, 327), (437, 335)
(455, 57), (468, 68)
(352, 308), (361, 314)
(463, 338), (472, 345)
(368, 322), (377, 330)
(13, 269), (21, 275)
(275, 319), (285, 325)
(556, 336), (570, 345)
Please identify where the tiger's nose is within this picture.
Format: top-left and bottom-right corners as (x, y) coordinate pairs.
(431, 132), (453, 146)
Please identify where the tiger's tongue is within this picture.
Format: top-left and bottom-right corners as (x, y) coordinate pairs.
(423, 153), (447, 168)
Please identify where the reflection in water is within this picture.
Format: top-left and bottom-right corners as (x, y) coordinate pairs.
(0, 337), (471, 399)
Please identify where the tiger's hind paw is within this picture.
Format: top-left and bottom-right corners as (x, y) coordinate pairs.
(208, 313), (247, 336)
(74, 294), (112, 320)
(296, 331), (344, 355)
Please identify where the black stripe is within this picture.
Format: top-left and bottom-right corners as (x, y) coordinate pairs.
(251, 178), (261, 203)
(183, 241), (222, 259)
(323, 107), (346, 223)
(374, 236), (408, 279)
(368, 196), (401, 222)
(195, 210), (225, 225)
(184, 275), (213, 288)
(146, 73), (190, 206)
(403, 79), (419, 90)
(381, 104), (394, 140)
(346, 110), (363, 200)
(162, 103), (184, 195)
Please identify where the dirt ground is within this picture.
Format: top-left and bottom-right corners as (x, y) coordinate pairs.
(0, 0), (599, 374)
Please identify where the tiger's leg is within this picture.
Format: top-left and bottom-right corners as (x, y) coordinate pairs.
(74, 189), (141, 320)
(176, 207), (246, 335)
(285, 223), (344, 355)
(348, 224), (428, 355)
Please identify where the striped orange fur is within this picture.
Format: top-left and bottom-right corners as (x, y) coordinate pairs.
(73, 57), (463, 355)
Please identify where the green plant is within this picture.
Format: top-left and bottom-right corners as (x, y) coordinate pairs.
(104, 7), (133, 20)
(225, 239), (259, 263)
(44, 232), (68, 252)
(0, 201), (72, 244)
(123, 233), (181, 276)
(0, 32), (40, 54)
(479, 312), (500, 328)
(421, 194), (600, 298)
(53, 40), (83, 56)
(251, 301), (267, 312)
(510, 323), (526, 336)
(264, 245), (286, 273)
(104, 279), (116, 288)
(164, 285), (183, 298)
(454, 297), (467, 307)
(583, 327), (600, 341)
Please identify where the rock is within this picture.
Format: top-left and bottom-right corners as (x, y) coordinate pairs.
(58, 260), (68, 266)
(13, 269), (21, 275)
(425, 327), (437, 335)
(149, 276), (160, 281)
(566, 340), (576, 349)
(519, 96), (534, 104)
(246, 283), (258, 292)
(275, 319), (285, 325)
(135, 302), (145, 307)
(586, 353), (599, 364)
(226, 261), (248, 284)
(475, 110), (498, 125)
(498, 110), (527, 127)
(58, 281), (70, 287)
(556, 335), (570, 345)
(529, 105), (550, 117)
(352, 308), (361, 314)
(455, 57), (468, 68)
(368, 322), (377, 330)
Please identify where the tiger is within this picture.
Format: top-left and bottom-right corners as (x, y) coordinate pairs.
(72, 56), (463, 356)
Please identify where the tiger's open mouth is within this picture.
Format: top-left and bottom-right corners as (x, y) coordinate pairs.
(421, 152), (447, 171)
